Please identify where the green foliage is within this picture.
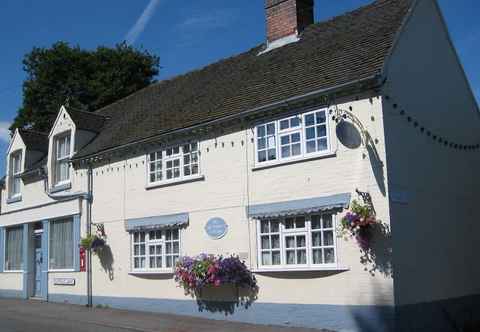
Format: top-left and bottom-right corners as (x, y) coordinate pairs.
(349, 200), (373, 219)
(80, 234), (95, 250)
(11, 41), (159, 133)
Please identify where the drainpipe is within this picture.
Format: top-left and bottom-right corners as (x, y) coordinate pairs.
(87, 165), (93, 307)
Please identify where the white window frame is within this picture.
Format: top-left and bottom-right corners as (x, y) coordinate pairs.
(256, 213), (338, 271)
(254, 108), (333, 167)
(130, 228), (181, 273)
(8, 151), (23, 199)
(3, 226), (24, 272)
(53, 132), (72, 186)
(147, 142), (201, 186)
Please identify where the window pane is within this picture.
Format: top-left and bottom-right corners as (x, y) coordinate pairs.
(324, 248), (335, 263)
(306, 140), (316, 153)
(316, 111), (326, 124)
(267, 123), (275, 135)
(267, 149), (276, 161)
(312, 232), (321, 247)
(324, 231), (334, 246)
(291, 133), (300, 142)
(281, 146), (290, 158)
(258, 151), (267, 162)
(166, 256), (173, 268)
(297, 250), (307, 264)
(313, 249), (323, 264)
(318, 138), (328, 151)
(5, 227), (23, 271)
(317, 125), (327, 137)
(262, 252), (272, 265)
(295, 217), (305, 228)
(270, 221), (279, 232)
(257, 126), (265, 137)
(286, 251), (295, 265)
(260, 221), (269, 234)
(296, 235), (306, 247)
(281, 135), (290, 145)
(285, 218), (294, 229)
(172, 229), (179, 240)
(257, 138), (266, 150)
(261, 236), (270, 249)
(305, 114), (315, 126)
(166, 243), (172, 254)
(323, 215), (333, 229)
(286, 236), (295, 248)
(311, 215), (321, 229)
(272, 251), (281, 265)
(49, 219), (74, 270)
(173, 242), (179, 254)
(280, 119), (289, 130)
(271, 235), (280, 249)
(291, 117), (300, 127)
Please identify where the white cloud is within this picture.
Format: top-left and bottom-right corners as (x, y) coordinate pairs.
(125, 0), (162, 45)
(0, 122), (11, 143)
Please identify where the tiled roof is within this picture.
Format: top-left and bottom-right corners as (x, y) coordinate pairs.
(19, 129), (49, 154)
(68, 109), (107, 133)
(76, 0), (412, 159)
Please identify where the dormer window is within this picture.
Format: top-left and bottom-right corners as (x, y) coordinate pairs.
(54, 133), (71, 186)
(9, 151), (22, 199)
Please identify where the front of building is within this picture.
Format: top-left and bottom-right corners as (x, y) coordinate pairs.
(1, 1), (480, 331)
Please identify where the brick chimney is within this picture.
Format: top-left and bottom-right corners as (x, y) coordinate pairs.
(265, 0), (314, 44)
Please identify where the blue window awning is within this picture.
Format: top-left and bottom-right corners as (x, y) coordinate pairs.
(125, 213), (189, 232)
(248, 193), (351, 219)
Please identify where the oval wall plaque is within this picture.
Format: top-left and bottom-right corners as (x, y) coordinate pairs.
(205, 218), (228, 240)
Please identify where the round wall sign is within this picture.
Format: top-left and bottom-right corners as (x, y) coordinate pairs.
(205, 218), (228, 240)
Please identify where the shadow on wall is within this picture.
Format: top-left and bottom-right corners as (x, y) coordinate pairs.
(351, 280), (395, 332)
(97, 245), (115, 281)
(360, 222), (393, 278)
(193, 285), (259, 316)
(336, 120), (386, 197)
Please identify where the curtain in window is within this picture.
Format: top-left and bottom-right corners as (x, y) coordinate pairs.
(5, 227), (23, 271)
(50, 219), (73, 269)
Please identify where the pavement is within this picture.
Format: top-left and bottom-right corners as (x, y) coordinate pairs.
(0, 298), (332, 332)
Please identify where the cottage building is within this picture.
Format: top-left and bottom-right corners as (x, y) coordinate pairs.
(1, 0), (479, 331)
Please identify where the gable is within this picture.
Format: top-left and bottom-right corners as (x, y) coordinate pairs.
(384, 0), (479, 133)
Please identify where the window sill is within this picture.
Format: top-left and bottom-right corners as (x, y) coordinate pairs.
(252, 266), (349, 273)
(129, 271), (174, 276)
(7, 196), (22, 204)
(50, 182), (72, 193)
(252, 151), (337, 171)
(48, 269), (76, 273)
(146, 175), (205, 190)
(1, 270), (24, 274)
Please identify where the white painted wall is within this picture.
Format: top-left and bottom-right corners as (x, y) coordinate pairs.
(88, 94), (394, 307)
(383, 0), (480, 306)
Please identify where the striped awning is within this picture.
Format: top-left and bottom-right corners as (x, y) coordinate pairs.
(248, 193), (351, 219)
(125, 213), (189, 232)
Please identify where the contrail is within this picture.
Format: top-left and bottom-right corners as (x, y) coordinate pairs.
(125, 0), (161, 45)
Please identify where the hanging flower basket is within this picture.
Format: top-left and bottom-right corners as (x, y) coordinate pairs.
(80, 234), (106, 254)
(174, 254), (258, 296)
(340, 200), (378, 250)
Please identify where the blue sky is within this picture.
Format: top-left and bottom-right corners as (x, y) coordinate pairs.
(0, 0), (479, 176)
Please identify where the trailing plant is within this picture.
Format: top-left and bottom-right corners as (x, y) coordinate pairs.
(80, 233), (106, 254)
(175, 254), (258, 296)
(339, 199), (378, 250)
